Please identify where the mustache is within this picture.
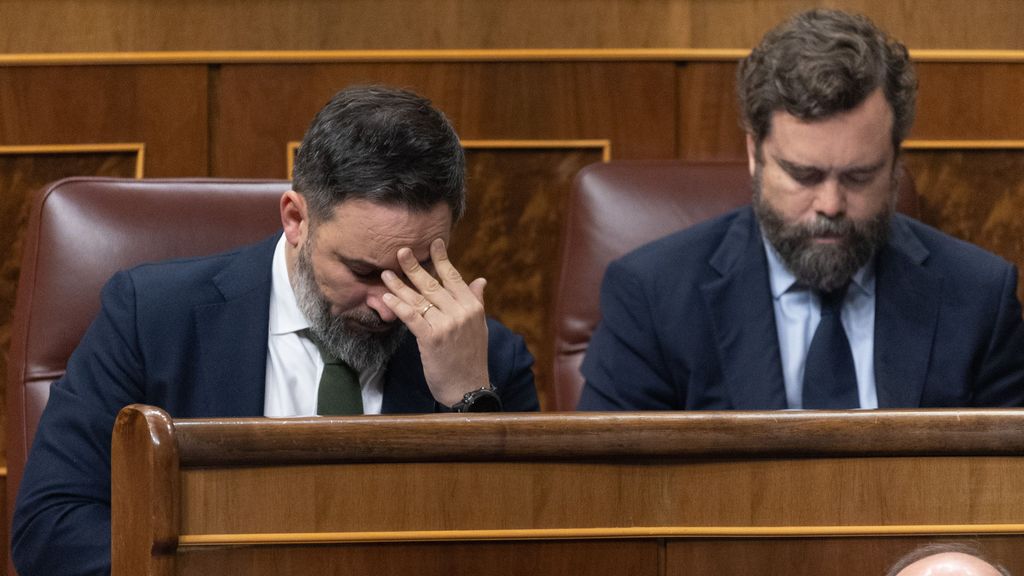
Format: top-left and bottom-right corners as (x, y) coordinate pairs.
(788, 215), (857, 239)
(340, 308), (388, 329)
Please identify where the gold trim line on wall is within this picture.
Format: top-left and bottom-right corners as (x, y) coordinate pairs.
(1, 49), (1022, 67)
(903, 140), (1024, 150)
(0, 143), (147, 178)
(178, 523), (1024, 547)
(287, 139), (612, 179)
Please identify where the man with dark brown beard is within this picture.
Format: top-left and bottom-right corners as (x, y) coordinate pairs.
(13, 85), (539, 576)
(578, 9), (1024, 410)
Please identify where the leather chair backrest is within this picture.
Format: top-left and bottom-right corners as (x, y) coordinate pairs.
(551, 160), (919, 411)
(5, 177), (290, 543)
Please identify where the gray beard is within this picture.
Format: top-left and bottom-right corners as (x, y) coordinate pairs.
(752, 166), (893, 293)
(291, 240), (407, 372)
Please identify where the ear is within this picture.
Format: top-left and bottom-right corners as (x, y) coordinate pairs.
(745, 134), (758, 177)
(280, 190), (308, 248)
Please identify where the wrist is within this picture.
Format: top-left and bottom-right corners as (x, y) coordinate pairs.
(450, 384), (502, 412)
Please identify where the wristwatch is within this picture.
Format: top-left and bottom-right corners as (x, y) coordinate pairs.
(451, 385), (503, 412)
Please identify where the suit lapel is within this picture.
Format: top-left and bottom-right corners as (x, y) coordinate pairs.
(700, 209), (788, 409)
(192, 235), (277, 416)
(873, 216), (941, 407)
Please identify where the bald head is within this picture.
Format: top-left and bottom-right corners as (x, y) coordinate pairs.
(893, 552), (1008, 576)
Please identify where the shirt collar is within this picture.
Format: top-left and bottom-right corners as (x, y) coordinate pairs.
(269, 235), (311, 336)
(762, 235), (876, 300)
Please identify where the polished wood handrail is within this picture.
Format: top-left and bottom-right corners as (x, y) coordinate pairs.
(166, 408), (1024, 466)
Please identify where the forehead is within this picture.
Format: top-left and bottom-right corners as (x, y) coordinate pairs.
(313, 199), (452, 263)
(765, 89), (895, 168)
(897, 553), (1002, 576)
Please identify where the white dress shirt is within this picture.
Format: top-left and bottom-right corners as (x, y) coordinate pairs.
(263, 235), (384, 416)
(763, 240), (878, 409)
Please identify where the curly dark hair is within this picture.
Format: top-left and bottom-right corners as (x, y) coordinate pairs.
(737, 9), (917, 152)
(292, 85), (466, 224)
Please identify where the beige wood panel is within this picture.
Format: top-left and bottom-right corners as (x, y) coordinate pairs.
(666, 536), (1023, 575)
(902, 148), (1024, 304)
(0, 66), (208, 176)
(0, 1), (1021, 52)
(176, 540), (659, 575)
(210, 62), (675, 179)
(178, 456), (1024, 535)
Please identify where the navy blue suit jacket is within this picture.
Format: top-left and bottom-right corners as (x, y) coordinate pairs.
(13, 234), (538, 576)
(579, 206), (1024, 410)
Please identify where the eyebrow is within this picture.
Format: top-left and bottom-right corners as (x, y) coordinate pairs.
(775, 156), (889, 176)
(338, 254), (433, 274)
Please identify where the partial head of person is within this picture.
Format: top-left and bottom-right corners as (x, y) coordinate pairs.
(887, 543), (1012, 576)
(736, 8), (917, 292)
(282, 85), (466, 371)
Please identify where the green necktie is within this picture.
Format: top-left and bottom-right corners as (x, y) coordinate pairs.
(305, 331), (363, 415)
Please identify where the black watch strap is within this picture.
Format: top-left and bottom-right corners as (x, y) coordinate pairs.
(451, 385), (503, 412)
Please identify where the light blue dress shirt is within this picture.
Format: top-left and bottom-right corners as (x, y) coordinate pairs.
(763, 241), (878, 409)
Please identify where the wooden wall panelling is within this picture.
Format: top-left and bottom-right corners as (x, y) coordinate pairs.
(902, 146), (1024, 304)
(676, 61), (746, 161)
(211, 62), (676, 177)
(213, 62), (675, 408)
(0, 65), (208, 176)
(912, 63), (1024, 141)
(1, 1), (1023, 52)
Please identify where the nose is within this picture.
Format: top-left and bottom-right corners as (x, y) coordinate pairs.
(813, 178), (846, 218)
(365, 285), (398, 323)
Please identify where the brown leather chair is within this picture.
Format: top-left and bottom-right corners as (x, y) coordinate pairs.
(5, 177), (290, 563)
(551, 160), (919, 411)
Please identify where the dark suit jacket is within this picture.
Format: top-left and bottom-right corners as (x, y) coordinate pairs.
(13, 234), (538, 576)
(579, 206), (1024, 411)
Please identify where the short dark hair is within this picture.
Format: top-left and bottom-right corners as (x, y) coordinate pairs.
(737, 9), (917, 151)
(292, 85), (466, 224)
(885, 542), (1012, 576)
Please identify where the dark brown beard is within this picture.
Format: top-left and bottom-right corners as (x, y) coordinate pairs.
(752, 166), (892, 292)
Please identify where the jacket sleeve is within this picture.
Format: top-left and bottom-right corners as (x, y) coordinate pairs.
(971, 264), (1024, 407)
(12, 271), (146, 576)
(485, 317), (540, 411)
(577, 258), (680, 410)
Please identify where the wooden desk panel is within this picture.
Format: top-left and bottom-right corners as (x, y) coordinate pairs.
(179, 456), (1024, 536)
(112, 407), (1024, 576)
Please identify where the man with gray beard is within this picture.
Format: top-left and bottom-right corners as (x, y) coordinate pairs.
(13, 85), (539, 576)
(577, 9), (1024, 410)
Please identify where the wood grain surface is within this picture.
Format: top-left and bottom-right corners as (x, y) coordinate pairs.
(0, 1), (1021, 52)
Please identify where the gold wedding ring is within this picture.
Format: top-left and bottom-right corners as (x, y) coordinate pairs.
(420, 303), (437, 316)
